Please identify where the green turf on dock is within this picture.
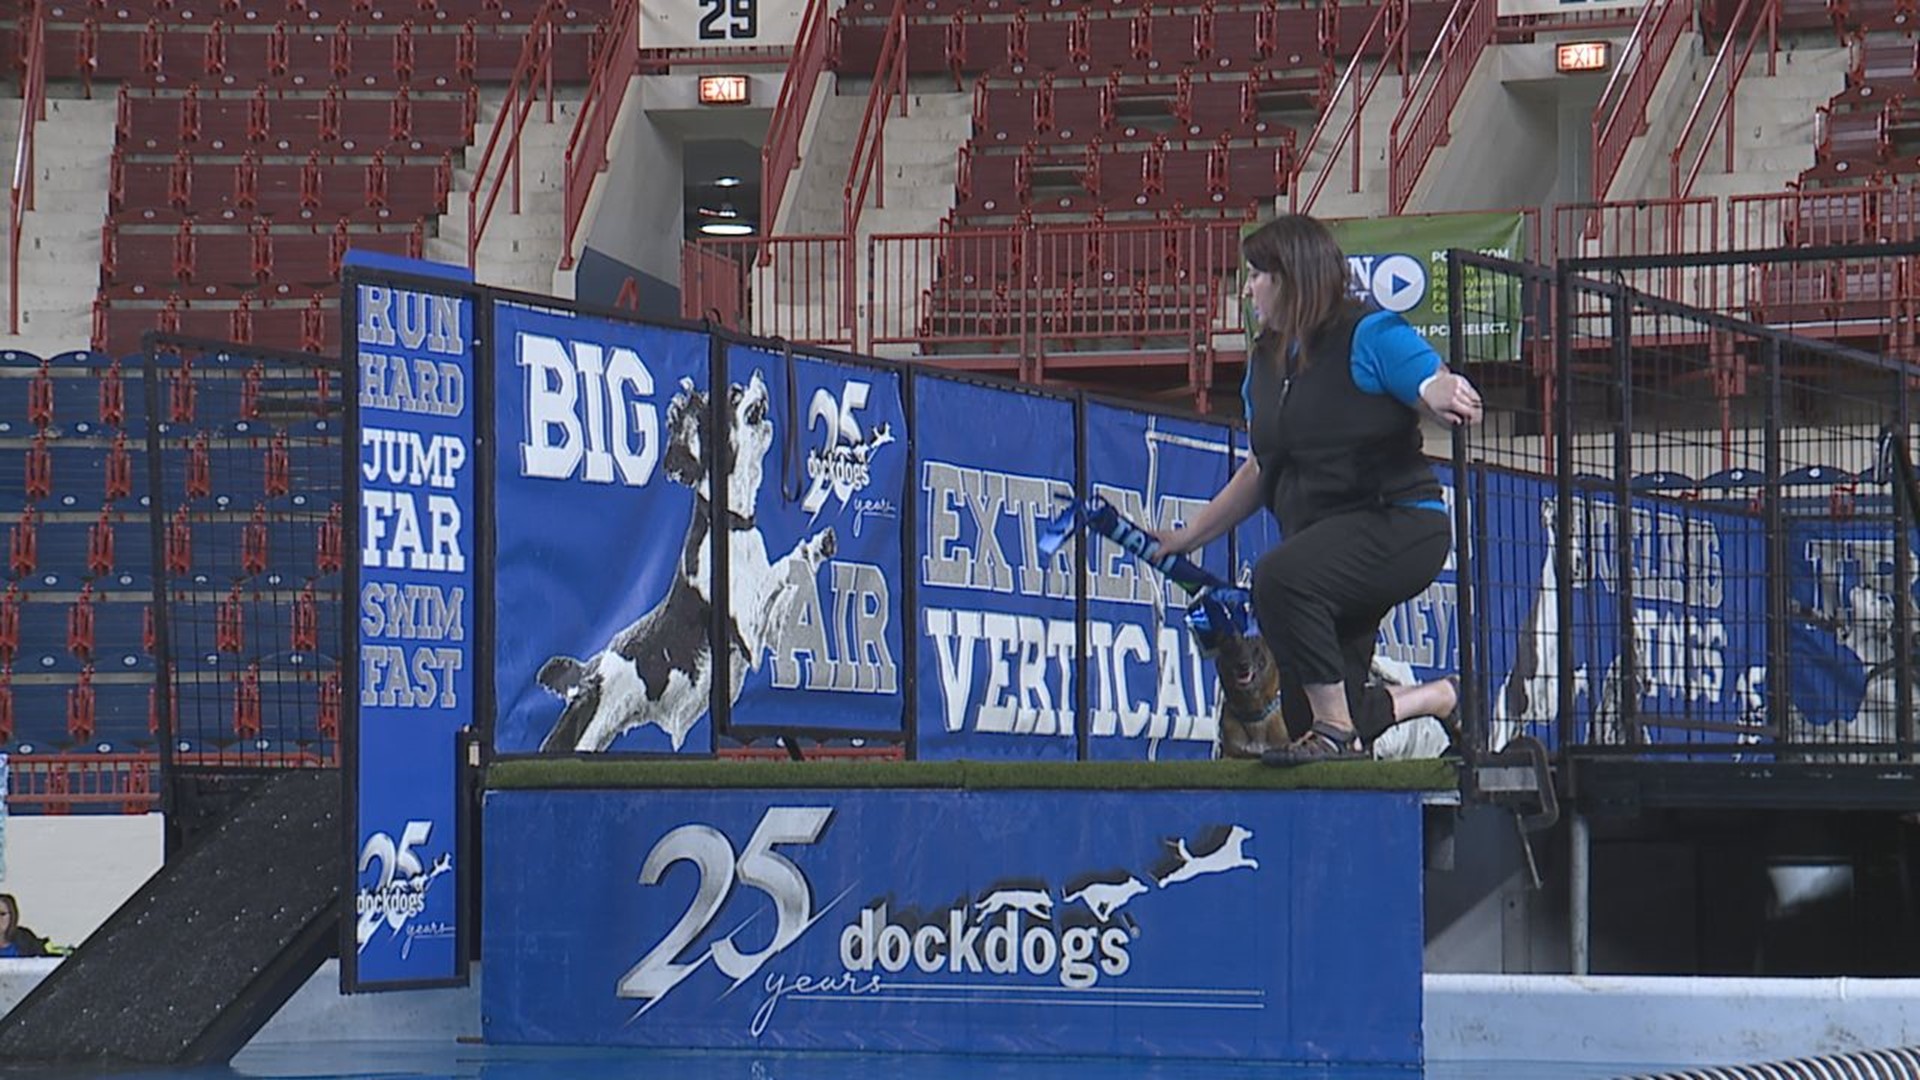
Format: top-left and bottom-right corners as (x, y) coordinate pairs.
(486, 757), (1459, 792)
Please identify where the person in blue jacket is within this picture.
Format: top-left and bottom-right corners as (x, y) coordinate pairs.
(1154, 214), (1483, 763)
(0, 894), (51, 958)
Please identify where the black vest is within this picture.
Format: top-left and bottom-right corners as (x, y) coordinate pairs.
(1247, 302), (1440, 536)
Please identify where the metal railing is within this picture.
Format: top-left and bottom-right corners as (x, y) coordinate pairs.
(3, 751), (332, 814)
(1669, 0), (1778, 199)
(466, 0), (561, 269)
(1387, 0), (1495, 214)
(1292, 0), (1409, 214)
(560, 0), (641, 272)
(1548, 197), (1719, 306)
(9, 0), (48, 335)
(866, 218), (1247, 381)
(1729, 185), (1920, 251)
(1591, 0), (1690, 203)
(761, 0), (835, 234)
(681, 234), (853, 347)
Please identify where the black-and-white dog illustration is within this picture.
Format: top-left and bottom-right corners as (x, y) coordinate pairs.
(1798, 583), (1906, 758)
(536, 370), (837, 752)
(1493, 499), (1589, 752)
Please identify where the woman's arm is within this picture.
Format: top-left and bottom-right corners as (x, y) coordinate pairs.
(1152, 456), (1265, 556)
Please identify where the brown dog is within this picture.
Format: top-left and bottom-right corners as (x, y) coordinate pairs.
(1213, 630), (1291, 758)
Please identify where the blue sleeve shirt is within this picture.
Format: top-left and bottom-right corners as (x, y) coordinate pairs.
(1242, 310), (1447, 514)
(1240, 310), (1442, 423)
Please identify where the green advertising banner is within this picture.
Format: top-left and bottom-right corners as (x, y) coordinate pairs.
(1238, 211), (1529, 363)
(1328, 211), (1529, 362)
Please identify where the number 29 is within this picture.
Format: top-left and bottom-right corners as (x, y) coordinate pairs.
(699, 0), (757, 40)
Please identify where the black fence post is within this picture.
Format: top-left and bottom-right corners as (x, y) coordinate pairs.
(1611, 290), (1637, 746)
(1894, 388), (1915, 759)
(1553, 265), (1577, 759)
(1446, 249), (1481, 770)
(1762, 338), (1787, 745)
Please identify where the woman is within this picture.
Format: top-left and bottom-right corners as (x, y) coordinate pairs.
(0, 894), (50, 958)
(1155, 214), (1483, 763)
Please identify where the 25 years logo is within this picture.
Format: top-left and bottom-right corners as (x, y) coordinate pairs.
(618, 807), (842, 1013)
(356, 820), (452, 953)
(801, 381), (894, 523)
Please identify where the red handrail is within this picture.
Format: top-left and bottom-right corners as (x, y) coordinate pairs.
(1669, 0), (1778, 199)
(1387, 0), (1496, 214)
(466, 0), (560, 270)
(10, 0), (48, 335)
(560, 0), (641, 272)
(762, 0), (835, 234)
(842, 0), (910, 344)
(4, 751), (334, 814)
(1592, 0), (1690, 203)
(1292, 0), (1409, 215)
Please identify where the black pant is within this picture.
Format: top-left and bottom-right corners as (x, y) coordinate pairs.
(1252, 504), (1451, 741)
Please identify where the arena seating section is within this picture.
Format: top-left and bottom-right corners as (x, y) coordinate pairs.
(2, 0), (615, 359)
(0, 345), (351, 809)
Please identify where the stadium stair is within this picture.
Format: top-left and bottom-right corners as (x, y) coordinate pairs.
(0, 94), (118, 358)
(0, 768), (341, 1067)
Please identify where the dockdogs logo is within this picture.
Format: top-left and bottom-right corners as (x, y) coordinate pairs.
(799, 380), (894, 524)
(618, 806), (1262, 1036)
(355, 820), (452, 957)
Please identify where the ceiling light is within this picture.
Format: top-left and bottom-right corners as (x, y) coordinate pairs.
(714, 176), (743, 188)
(700, 221), (755, 236)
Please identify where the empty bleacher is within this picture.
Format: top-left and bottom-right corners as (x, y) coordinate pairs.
(0, 345), (344, 778)
(45, 0), (620, 357)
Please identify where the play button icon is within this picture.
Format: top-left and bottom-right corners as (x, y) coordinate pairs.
(1369, 254), (1427, 313)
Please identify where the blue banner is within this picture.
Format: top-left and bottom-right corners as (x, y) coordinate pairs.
(1468, 470), (1771, 752)
(914, 378), (1078, 761)
(351, 277), (473, 986)
(1783, 515), (1917, 744)
(725, 345), (907, 736)
(483, 786), (1423, 1065)
(1082, 403), (1234, 760)
(491, 306), (711, 755)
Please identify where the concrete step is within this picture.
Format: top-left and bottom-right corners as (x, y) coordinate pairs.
(438, 209), (565, 243)
(1730, 143), (1816, 172)
(903, 92), (975, 119)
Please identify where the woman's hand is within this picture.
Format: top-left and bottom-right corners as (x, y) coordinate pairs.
(1148, 526), (1196, 558)
(1421, 370), (1484, 426)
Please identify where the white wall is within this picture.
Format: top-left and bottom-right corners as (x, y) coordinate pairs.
(578, 72), (782, 286)
(0, 813), (163, 950)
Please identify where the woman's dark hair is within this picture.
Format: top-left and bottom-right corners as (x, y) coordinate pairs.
(1242, 214), (1353, 369)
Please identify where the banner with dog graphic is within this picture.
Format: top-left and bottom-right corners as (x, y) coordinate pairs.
(1782, 516), (1920, 752)
(483, 785), (1425, 1063)
(490, 305), (714, 757)
(1470, 470), (1774, 754)
(915, 377), (1079, 761)
(1082, 402), (1235, 760)
(723, 345), (908, 737)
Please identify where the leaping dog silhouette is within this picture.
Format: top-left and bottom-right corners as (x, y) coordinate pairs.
(1155, 826), (1259, 888)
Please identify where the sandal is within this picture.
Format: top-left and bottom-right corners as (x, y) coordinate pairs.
(1260, 720), (1368, 766)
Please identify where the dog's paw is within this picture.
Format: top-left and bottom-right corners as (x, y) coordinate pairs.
(807, 527), (837, 564)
